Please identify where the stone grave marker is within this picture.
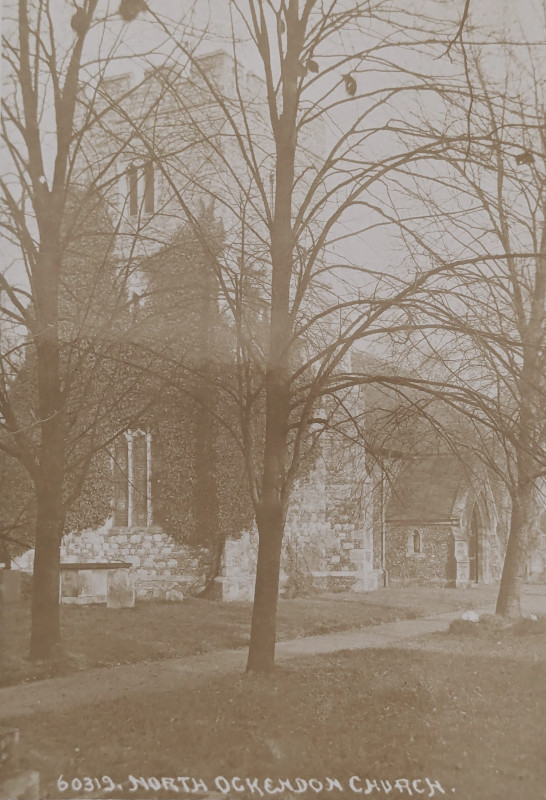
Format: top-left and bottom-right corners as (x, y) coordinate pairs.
(107, 568), (136, 608)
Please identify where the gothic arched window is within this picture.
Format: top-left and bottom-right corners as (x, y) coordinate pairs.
(112, 430), (153, 528)
(127, 163), (138, 217)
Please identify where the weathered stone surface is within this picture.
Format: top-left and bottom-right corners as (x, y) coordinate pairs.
(60, 570), (80, 599)
(165, 588), (184, 602)
(79, 568), (108, 598)
(107, 569), (135, 608)
(528, 552), (545, 582)
(213, 575), (254, 602)
(351, 569), (383, 592)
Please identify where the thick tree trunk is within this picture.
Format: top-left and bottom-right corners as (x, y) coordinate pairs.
(495, 502), (524, 617)
(30, 488), (65, 660)
(244, 5), (301, 672)
(496, 482), (533, 618)
(31, 311), (66, 661)
(246, 503), (285, 672)
(246, 361), (290, 673)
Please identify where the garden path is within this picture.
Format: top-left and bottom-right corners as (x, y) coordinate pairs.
(2, 586), (546, 721)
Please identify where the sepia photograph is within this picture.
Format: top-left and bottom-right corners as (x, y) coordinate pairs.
(1, 1), (545, 798)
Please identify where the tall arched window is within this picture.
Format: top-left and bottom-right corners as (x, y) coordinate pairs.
(112, 430), (153, 528)
(144, 162), (154, 214)
(127, 163), (138, 217)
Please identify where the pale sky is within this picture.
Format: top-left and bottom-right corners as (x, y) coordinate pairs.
(1, 0), (545, 290)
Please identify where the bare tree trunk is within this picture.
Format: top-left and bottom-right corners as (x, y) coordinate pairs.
(495, 498), (525, 617)
(244, 4), (302, 671)
(247, 501), (285, 672)
(30, 268), (66, 660)
(30, 486), (65, 660)
(246, 359), (291, 672)
(496, 475), (535, 618)
(496, 321), (541, 616)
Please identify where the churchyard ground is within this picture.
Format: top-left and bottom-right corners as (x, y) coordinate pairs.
(1, 585), (500, 687)
(2, 612), (546, 800)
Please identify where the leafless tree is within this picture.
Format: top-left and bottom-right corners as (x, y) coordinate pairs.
(111, 0), (484, 671)
(388, 33), (546, 616)
(0, 0), (192, 660)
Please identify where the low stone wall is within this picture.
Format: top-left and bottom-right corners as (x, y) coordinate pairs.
(61, 525), (206, 599)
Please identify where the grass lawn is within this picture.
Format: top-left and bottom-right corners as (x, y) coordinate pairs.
(1, 585), (498, 687)
(6, 621), (546, 800)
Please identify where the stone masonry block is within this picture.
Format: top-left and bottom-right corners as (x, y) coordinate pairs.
(107, 569), (135, 609)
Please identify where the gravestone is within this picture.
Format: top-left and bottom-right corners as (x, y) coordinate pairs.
(107, 568), (136, 608)
(528, 552), (545, 583)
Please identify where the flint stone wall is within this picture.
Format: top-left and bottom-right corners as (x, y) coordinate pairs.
(385, 523), (453, 587)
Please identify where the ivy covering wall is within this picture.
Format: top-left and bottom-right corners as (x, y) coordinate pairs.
(1, 196), (255, 569)
(123, 207), (255, 556)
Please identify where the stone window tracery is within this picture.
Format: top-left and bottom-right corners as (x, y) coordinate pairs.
(112, 430), (153, 528)
(125, 162), (155, 217)
(127, 163), (138, 217)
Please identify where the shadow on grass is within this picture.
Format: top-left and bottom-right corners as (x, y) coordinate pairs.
(2, 588), (495, 688)
(6, 638), (546, 800)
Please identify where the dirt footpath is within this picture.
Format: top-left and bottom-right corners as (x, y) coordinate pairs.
(2, 585), (545, 721)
